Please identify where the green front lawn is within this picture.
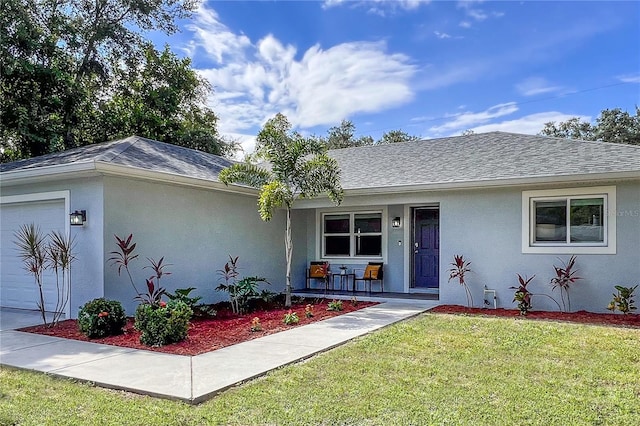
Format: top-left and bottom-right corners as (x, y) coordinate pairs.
(1, 313), (639, 425)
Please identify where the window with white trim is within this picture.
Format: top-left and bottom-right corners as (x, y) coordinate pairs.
(323, 212), (382, 257)
(522, 186), (616, 254)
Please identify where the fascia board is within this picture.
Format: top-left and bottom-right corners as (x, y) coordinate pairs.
(0, 161), (99, 185)
(94, 162), (259, 196)
(294, 171), (640, 208)
(0, 160), (259, 197)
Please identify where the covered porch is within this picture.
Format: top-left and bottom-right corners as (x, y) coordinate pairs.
(292, 288), (439, 306)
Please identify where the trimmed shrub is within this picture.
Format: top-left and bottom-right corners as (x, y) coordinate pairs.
(78, 298), (127, 338)
(134, 300), (192, 347)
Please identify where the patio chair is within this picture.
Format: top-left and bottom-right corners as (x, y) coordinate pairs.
(353, 262), (384, 293)
(305, 261), (330, 291)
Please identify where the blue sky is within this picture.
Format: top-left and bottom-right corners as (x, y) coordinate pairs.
(154, 0), (640, 155)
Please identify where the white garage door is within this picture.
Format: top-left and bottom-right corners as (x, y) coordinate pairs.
(1, 199), (66, 311)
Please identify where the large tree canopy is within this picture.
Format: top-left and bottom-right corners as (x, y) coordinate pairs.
(219, 113), (343, 307)
(539, 108), (640, 146)
(1, 0), (232, 162)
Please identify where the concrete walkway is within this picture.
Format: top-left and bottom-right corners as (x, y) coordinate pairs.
(0, 302), (436, 404)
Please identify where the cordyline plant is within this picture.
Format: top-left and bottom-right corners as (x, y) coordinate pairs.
(510, 274), (561, 315)
(216, 255), (269, 314)
(550, 255), (581, 312)
(447, 254), (473, 307)
(511, 274), (534, 315)
(108, 234), (170, 305)
(219, 113), (343, 307)
(108, 234), (141, 296)
(14, 224), (76, 327)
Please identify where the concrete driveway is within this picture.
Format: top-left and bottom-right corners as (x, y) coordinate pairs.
(0, 307), (59, 331)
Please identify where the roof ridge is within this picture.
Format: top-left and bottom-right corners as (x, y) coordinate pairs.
(96, 136), (140, 163)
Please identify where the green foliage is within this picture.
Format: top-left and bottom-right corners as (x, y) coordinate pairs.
(219, 113), (343, 307)
(14, 223), (76, 326)
(539, 107), (640, 145)
(283, 310), (299, 325)
(0, 0), (234, 161)
(321, 119), (374, 149)
(608, 285), (638, 314)
(317, 119), (419, 150)
(447, 254), (473, 307)
(377, 129), (420, 145)
(77, 298), (127, 339)
(167, 287), (202, 310)
(215, 255), (270, 314)
(327, 300), (343, 311)
(550, 255), (581, 313)
(134, 300), (192, 347)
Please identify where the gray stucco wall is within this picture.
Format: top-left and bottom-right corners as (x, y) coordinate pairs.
(102, 176), (286, 314)
(1, 178), (106, 318)
(439, 182), (640, 313)
(299, 180), (639, 312)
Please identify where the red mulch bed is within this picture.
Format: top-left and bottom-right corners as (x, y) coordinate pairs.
(430, 305), (640, 328)
(20, 299), (377, 356)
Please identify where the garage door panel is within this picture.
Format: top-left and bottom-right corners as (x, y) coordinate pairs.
(1, 200), (65, 310)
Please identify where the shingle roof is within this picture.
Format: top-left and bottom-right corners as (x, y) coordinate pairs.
(2, 132), (639, 192)
(0, 136), (235, 182)
(328, 131), (640, 190)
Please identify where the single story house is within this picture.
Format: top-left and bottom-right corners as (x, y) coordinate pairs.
(1, 132), (639, 316)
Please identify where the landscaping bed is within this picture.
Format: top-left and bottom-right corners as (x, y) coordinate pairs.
(20, 298), (376, 356)
(430, 304), (640, 327)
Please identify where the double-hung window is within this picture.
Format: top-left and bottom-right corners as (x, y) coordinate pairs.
(522, 186), (616, 254)
(323, 212), (382, 258)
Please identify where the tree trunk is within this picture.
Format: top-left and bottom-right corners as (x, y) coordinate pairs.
(285, 206), (292, 307)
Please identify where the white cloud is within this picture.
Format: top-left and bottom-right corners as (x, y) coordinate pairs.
(434, 31), (451, 39)
(429, 103), (519, 133)
(323, 0), (428, 11)
(186, 5), (251, 63)
(618, 73), (640, 83)
(456, 0), (503, 27)
(516, 77), (564, 96)
(466, 112), (591, 135)
(189, 4), (417, 138)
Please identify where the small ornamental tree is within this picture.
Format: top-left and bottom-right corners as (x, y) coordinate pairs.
(219, 113), (343, 307)
(14, 224), (76, 326)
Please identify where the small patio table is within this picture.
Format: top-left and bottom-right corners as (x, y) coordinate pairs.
(333, 273), (356, 291)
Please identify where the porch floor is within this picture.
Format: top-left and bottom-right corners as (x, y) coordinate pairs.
(293, 288), (439, 304)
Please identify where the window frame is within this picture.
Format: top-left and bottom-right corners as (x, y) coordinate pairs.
(521, 186), (616, 254)
(320, 210), (385, 259)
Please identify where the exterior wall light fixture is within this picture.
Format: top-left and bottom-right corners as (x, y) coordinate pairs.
(392, 217), (401, 228)
(70, 210), (87, 226)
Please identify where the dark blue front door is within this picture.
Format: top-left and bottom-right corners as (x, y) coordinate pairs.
(413, 208), (439, 289)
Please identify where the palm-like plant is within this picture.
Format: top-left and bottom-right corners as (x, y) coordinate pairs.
(108, 234), (141, 297)
(447, 254), (473, 307)
(47, 230), (76, 325)
(550, 255), (581, 312)
(14, 225), (76, 326)
(219, 113), (343, 307)
(14, 224), (48, 325)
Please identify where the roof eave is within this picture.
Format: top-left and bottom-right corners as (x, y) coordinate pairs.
(94, 162), (259, 196)
(0, 161), (99, 186)
(294, 170), (640, 208)
(0, 160), (260, 197)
